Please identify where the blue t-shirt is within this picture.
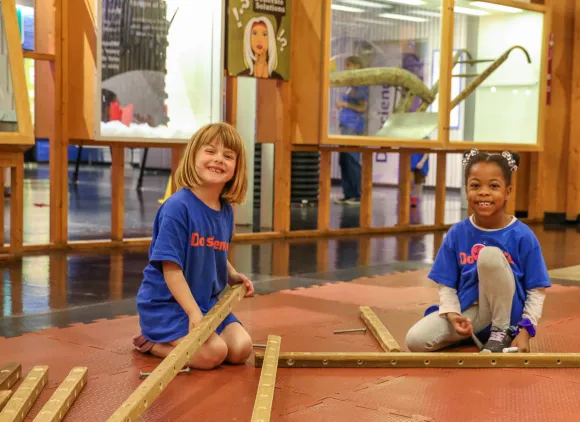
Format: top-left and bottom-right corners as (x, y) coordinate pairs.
(411, 153), (429, 176)
(426, 217), (551, 328)
(136, 189), (234, 343)
(339, 86), (369, 133)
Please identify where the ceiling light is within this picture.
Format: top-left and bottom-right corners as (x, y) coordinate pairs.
(470, 1), (522, 13)
(452, 6), (490, 15)
(378, 12), (428, 22)
(337, 0), (393, 8)
(331, 4), (365, 12)
(382, 0), (426, 5)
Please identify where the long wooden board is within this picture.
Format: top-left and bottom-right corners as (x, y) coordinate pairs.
(359, 306), (401, 352)
(255, 352), (580, 369)
(33, 367), (88, 422)
(107, 284), (247, 422)
(0, 366), (48, 422)
(0, 364), (21, 390)
(250, 335), (281, 422)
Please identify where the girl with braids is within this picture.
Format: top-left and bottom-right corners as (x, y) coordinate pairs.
(406, 149), (551, 353)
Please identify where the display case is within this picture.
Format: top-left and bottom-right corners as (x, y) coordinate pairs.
(447, 0), (547, 148)
(322, 0), (549, 149)
(94, 0), (225, 143)
(0, 0), (33, 147)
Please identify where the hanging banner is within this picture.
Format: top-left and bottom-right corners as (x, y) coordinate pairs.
(226, 0), (291, 80)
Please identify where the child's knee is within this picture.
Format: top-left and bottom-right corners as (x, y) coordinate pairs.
(191, 336), (228, 369)
(477, 246), (505, 271)
(405, 326), (431, 353)
(227, 331), (253, 364)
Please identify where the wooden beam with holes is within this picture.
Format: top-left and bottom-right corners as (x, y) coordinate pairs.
(0, 365), (48, 422)
(0, 364), (21, 390)
(255, 352), (580, 369)
(250, 335), (281, 422)
(33, 367), (88, 422)
(0, 391), (12, 413)
(359, 306), (401, 352)
(107, 284), (247, 422)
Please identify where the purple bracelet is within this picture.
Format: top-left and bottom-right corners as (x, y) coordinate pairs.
(515, 318), (536, 337)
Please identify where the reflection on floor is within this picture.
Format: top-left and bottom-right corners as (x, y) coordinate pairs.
(3, 164), (466, 243)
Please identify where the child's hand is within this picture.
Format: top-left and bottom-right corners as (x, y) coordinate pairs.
(188, 311), (203, 332)
(447, 312), (473, 336)
(228, 272), (255, 297)
(511, 329), (531, 353)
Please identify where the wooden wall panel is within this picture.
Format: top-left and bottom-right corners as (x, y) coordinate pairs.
(34, 0), (56, 140)
(566, 0), (580, 220)
(515, 152), (530, 212)
(67, 0), (96, 140)
(543, 0), (575, 213)
(289, 0), (323, 144)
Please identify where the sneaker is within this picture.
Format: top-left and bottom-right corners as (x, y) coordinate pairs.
(344, 198), (360, 205)
(481, 326), (515, 353)
(334, 197), (348, 204)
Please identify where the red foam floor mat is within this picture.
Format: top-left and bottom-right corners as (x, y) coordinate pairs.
(2, 269), (580, 421)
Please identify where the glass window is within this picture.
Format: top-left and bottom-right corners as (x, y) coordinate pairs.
(96, 0), (223, 141)
(0, 3), (18, 133)
(449, 1), (544, 144)
(328, 0), (444, 141)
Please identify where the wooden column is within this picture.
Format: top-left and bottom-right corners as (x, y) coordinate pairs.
(10, 154), (24, 255)
(566, 0), (580, 221)
(506, 171), (517, 216)
(111, 147), (124, 241)
(225, 76), (238, 127)
(398, 152), (411, 226)
(434, 153), (447, 226)
(317, 150), (331, 231)
(273, 82), (291, 233)
(360, 152), (373, 229)
(51, 0), (69, 245)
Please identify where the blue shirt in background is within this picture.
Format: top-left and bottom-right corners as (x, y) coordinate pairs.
(411, 153), (429, 176)
(339, 86), (369, 134)
(136, 189), (234, 343)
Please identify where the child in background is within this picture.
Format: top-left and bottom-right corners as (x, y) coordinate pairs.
(406, 149), (551, 353)
(410, 153), (429, 208)
(133, 122), (254, 369)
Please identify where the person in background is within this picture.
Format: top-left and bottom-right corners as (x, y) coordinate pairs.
(335, 56), (368, 205)
(411, 153), (429, 207)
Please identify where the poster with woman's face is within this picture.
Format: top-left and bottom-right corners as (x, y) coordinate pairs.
(226, 0), (291, 81)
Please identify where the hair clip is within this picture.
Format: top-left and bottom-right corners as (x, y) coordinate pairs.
(462, 148), (479, 167)
(501, 151), (518, 172)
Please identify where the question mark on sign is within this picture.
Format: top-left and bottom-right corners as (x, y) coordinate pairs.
(234, 0), (250, 28)
(277, 28), (287, 52)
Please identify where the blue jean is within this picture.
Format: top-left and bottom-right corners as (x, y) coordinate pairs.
(339, 126), (362, 199)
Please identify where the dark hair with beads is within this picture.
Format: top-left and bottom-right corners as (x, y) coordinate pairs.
(462, 149), (520, 186)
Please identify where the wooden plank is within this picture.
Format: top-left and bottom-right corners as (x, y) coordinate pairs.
(272, 242), (289, 277)
(10, 155), (24, 255)
(256, 79), (280, 143)
(0, 391), (12, 413)
(0, 169), (4, 247)
(250, 335), (281, 422)
(255, 352), (580, 369)
(567, 0), (580, 220)
(316, 239), (329, 272)
(107, 284), (247, 422)
(33, 367), (87, 422)
(110, 147), (125, 241)
(437, 0), (454, 146)
(23, 52), (56, 61)
(360, 152), (373, 229)
(358, 238), (371, 266)
(225, 76), (238, 127)
(506, 170), (517, 216)
(317, 150), (331, 231)
(397, 152), (411, 226)
(0, 364), (21, 390)
(359, 306), (401, 352)
(319, 0), (331, 144)
(0, 366), (48, 422)
(273, 82), (291, 232)
(434, 152), (447, 225)
(51, 0), (69, 246)
(515, 152), (530, 213)
(528, 152), (543, 220)
(291, 0), (324, 144)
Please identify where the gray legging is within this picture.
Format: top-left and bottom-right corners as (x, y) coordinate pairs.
(405, 247), (516, 352)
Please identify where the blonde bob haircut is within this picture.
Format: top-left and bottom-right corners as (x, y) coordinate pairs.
(174, 122), (248, 204)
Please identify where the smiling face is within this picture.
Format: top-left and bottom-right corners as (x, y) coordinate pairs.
(250, 22), (268, 56)
(194, 138), (237, 188)
(466, 162), (511, 220)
